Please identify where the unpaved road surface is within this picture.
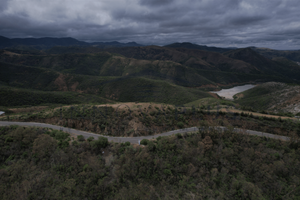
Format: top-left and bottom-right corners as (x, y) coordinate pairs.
(0, 121), (290, 144)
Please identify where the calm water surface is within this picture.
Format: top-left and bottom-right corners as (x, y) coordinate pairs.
(211, 84), (256, 99)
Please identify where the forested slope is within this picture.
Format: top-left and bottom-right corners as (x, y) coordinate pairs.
(0, 126), (299, 199)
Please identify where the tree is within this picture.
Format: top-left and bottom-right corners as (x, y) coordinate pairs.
(32, 134), (57, 159)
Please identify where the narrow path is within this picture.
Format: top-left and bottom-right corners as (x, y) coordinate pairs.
(0, 121), (290, 144)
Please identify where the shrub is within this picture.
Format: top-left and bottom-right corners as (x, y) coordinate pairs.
(177, 122), (184, 129)
(77, 135), (85, 141)
(54, 130), (69, 140)
(147, 141), (156, 151)
(163, 169), (172, 176)
(58, 140), (69, 148)
(87, 137), (94, 142)
(125, 141), (130, 146)
(91, 137), (108, 149)
(72, 140), (78, 146)
(156, 136), (163, 141)
(150, 111), (156, 116)
(83, 164), (89, 172)
(140, 139), (149, 145)
(32, 134), (57, 159)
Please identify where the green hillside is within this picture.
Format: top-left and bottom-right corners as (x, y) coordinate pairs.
(194, 69), (289, 85)
(0, 51), (214, 87)
(0, 62), (59, 90)
(2, 46), (299, 89)
(233, 83), (282, 111)
(0, 51), (112, 76)
(98, 77), (212, 105)
(0, 62), (212, 105)
(104, 46), (259, 73)
(234, 82), (300, 113)
(224, 48), (300, 81)
(0, 86), (112, 107)
(2, 45), (300, 108)
(99, 56), (214, 86)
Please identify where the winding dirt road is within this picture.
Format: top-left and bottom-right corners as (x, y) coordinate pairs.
(0, 121), (290, 144)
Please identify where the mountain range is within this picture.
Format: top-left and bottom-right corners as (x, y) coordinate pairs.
(0, 36), (143, 50)
(1, 36), (300, 105)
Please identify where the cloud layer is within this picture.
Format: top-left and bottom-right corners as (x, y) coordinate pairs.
(1, 0), (300, 49)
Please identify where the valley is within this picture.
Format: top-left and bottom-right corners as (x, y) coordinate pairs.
(1, 41), (300, 139)
(1, 38), (300, 199)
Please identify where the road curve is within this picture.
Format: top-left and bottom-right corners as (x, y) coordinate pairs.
(0, 121), (290, 144)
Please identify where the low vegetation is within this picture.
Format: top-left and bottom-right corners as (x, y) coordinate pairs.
(184, 97), (236, 108)
(0, 125), (300, 199)
(2, 104), (300, 138)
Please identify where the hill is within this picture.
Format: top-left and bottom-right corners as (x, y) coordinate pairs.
(104, 46), (300, 84)
(0, 86), (111, 107)
(0, 50), (113, 76)
(97, 76), (212, 104)
(104, 46), (260, 74)
(2, 44), (298, 92)
(224, 48), (300, 81)
(1, 48), (290, 90)
(0, 62), (213, 105)
(0, 50), (214, 87)
(2, 41), (300, 107)
(0, 61), (60, 90)
(234, 82), (300, 114)
(251, 47), (300, 62)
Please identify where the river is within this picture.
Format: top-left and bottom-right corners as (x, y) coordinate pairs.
(210, 84), (256, 100)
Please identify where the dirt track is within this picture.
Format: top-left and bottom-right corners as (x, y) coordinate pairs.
(0, 121), (291, 144)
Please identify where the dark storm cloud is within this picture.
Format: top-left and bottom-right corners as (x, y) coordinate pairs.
(229, 15), (269, 26)
(139, 0), (174, 7)
(0, 0), (299, 49)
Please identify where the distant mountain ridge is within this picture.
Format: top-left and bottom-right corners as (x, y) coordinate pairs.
(164, 42), (236, 53)
(250, 47), (300, 62)
(0, 36), (144, 49)
(103, 45), (261, 74)
(223, 48), (300, 81)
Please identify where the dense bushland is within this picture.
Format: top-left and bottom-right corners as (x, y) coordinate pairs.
(4, 104), (300, 138)
(0, 126), (300, 199)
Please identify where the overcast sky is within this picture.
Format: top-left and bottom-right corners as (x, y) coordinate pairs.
(0, 0), (300, 49)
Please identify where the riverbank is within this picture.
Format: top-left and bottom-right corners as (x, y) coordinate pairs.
(210, 84), (256, 99)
